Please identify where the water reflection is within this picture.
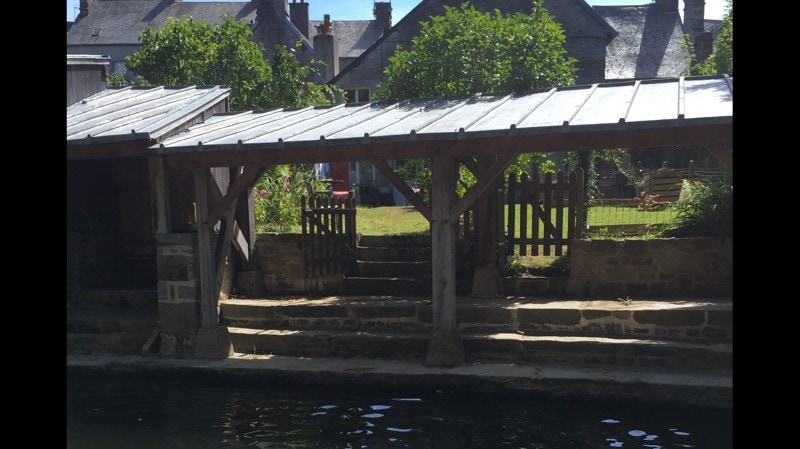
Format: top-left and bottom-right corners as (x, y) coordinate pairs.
(67, 375), (731, 448)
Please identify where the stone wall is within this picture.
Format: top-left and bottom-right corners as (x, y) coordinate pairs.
(156, 233), (200, 357)
(567, 237), (732, 298)
(235, 233), (345, 297)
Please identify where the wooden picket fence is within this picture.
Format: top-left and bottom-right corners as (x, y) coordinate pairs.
(300, 193), (357, 277)
(505, 169), (584, 256)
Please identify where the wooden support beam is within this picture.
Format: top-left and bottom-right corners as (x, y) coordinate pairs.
(449, 152), (516, 221)
(371, 158), (432, 221)
(207, 165), (266, 228)
(426, 153), (464, 366)
(208, 166), (258, 262)
(459, 156), (480, 177)
(213, 168), (239, 298)
(147, 155), (169, 234)
(430, 154), (458, 332)
(232, 223), (250, 263)
(235, 181), (257, 261)
(194, 168), (217, 329)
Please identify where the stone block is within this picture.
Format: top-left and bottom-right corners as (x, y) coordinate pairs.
(582, 309), (611, 320)
(633, 310), (705, 326)
(589, 281), (626, 297)
(156, 233), (197, 246)
(357, 305), (418, 319)
(425, 329), (465, 367)
(458, 306), (513, 325)
(236, 270), (267, 297)
(516, 278), (550, 296)
(157, 255), (192, 281)
(275, 305), (348, 318)
(708, 310), (732, 327)
(518, 308), (581, 326)
(701, 326), (728, 339)
(194, 326), (234, 360)
(470, 267), (500, 297)
(158, 301), (200, 334)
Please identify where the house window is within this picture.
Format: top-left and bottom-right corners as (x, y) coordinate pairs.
(113, 62), (126, 74)
(344, 88), (370, 103)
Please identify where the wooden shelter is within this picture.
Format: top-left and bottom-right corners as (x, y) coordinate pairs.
(149, 75), (732, 364)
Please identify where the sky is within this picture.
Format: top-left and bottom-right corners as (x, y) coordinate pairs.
(66, 0), (728, 23)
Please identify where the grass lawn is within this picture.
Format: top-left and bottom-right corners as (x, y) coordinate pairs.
(277, 204), (677, 236)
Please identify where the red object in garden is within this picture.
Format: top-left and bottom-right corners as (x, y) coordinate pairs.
(329, 162), (350, 201)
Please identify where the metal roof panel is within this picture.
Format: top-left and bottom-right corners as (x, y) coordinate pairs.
(149, 75), (732, 155)
(67, 86), (231, 144)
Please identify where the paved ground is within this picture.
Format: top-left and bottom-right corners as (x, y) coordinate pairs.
(66, 351), (732, 408)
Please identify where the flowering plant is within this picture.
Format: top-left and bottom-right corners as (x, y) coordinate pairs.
(252, 166), (312, 232)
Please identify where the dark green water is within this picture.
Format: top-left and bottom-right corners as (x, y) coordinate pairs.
(66, 374), (732, 448)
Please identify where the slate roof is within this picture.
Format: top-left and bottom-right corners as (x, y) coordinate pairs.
(330, 0), (617, 85)
(594, 4), (689, 80)
(67, 0), (257, 46)
(308, 20), (384, 59)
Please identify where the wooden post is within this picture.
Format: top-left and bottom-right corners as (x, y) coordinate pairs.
(426, 154), (464, 366)
(469, 155), (501, 297)
(193, 167), (233, 359)
(147, 156), (169, 234)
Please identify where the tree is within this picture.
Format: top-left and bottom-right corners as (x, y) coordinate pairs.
(373, 1), (578, 197)
(684, 0), (733, 76)
(374, 1), (576, 101)
(125, 15), (339, 111)
(125, 15), (342, 231)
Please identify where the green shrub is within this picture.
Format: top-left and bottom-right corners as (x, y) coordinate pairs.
(660, 180), (732, 238)
(253, 165), (312, 232)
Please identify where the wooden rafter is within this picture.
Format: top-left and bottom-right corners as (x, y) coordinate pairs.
(208, 166), (254, 262)
(371, 158), (432, 221)
(449, 152), (516, 221)
(207, 165), (266, 227)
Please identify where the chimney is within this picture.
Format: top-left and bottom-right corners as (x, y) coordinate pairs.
(254, 0), (288, 19)
(78, 0), (96, 17)
(683, 0), (706, 37)
(313, 15), (339, 82)
(373, 2), (392, 33)
(655, 0), (678, 13)
(290, 0), (310, 39)
(694, 31), (713, 61)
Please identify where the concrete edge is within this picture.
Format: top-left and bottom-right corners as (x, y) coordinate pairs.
(66, 353), (732, 408)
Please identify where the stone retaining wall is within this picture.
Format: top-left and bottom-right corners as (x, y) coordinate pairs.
(235, 233), (345, 296)
(236, 235), (732, 299)
(567, 237), (732, 298)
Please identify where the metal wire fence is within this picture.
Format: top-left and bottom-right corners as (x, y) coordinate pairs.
(587, 163), (726, 236)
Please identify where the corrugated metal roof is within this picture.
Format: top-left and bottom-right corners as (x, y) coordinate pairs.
(67, 85), (231, 145)
(153, 76), (732, 159)
(67, 54), (112, 66)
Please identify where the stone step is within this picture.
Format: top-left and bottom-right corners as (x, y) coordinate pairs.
(358, 235), (430, 248)
(228, 327), (731, 374)
(219, 297), (732, 341)
(343, 277), (432, 296)
(66, 312), (158, 334)
(68, 289), (158, 311)
(356, 246), (431, 262)
(66, 332), (152, 356)
(353, 261), (431, 277)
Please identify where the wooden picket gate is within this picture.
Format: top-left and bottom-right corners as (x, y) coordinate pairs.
(505, 169), (584, 256)
(301, 193), (357, 277)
